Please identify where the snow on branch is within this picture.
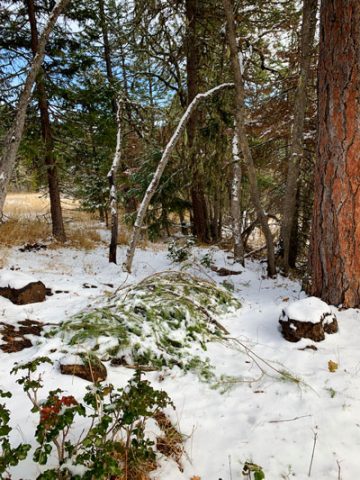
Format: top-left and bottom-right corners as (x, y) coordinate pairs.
(123, 82), (234, 273)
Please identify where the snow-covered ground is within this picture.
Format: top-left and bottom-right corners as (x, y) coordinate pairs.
(1, 242), (360, 479)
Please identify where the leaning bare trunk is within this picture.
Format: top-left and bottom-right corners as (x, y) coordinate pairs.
(123, 83), (234, 273)
(281, 0), (317, 274)
(222, 0), (276, 276)
(231, 129), (244, 264)
(309, 0), (360, 308)
(26, 0), (66, 242)
(108, 100), (122, 264)
(0, 0), (70, 215)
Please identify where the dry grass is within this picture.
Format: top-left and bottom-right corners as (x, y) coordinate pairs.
(0, 218), (51, 246)
(0, 218), (103, 250)
(4, 192), (98, 222)
(154, 411), (184, 472)
(1, 193), (104, 249)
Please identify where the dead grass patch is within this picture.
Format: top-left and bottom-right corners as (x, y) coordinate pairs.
(154, 411), (184, 471)
(0, 218), (51, 246)
(48, 226), (102, 250)
(0, 218), (103, 250)
(4, 192), (97, 223)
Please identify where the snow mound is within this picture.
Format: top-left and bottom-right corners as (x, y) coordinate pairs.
(0, 270), (40, 289)
(280, 296), (335, 324)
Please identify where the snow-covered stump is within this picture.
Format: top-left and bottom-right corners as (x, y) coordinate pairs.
(279, 297), (338, 342)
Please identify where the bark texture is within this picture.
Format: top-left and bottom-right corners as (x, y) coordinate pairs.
(26, 0), (66, 242)
(0, 0), (71, 215)
(231, 129), (244, 264)
(123, 83), (234, 273)
(223, 0), (276, 276)
(310, 0), (360, 307)
(186, 0), (210, 243)
(281, 0), (317, 273)
(108, 100), (122, 264)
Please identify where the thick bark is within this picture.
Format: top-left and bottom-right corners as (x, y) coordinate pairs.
(26, 0), (66, 242)
(123, 83), (234, 273)
(223, 0), (276, 277)
(231, 129), (245, 264)
(281, 0), (317, 273)
(186, 0), (210, 243)
(108, 100), (122, 264)
(309, 0), (360, 307)
(0, 0), (71, 215)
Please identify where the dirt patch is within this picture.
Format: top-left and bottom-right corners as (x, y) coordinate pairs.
(0, 319), (44, 353)
(19, 243), (47, 252)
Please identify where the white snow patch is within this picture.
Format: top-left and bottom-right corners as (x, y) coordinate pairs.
(280, 296), (335, 324)
(0, 270), (40, 289)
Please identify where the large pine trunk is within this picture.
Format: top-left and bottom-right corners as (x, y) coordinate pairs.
(309, 0), (360, 307)
(26, 0), (66, 243)
(185, 0), (211, 243)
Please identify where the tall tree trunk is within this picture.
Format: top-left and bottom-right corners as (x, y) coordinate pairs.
(281, 0), (317, 274)
(309, 0), (360, 307)
(108, 101), (122, 264)
(26, 0), (66, 242)
(98, 0), (117, 116)
(185, 0), (210, 243)
(123, 83), (234, 273)
(0, 0), (70, 216)
(222, 0), (276, 277)
(231, 129), (245, 264)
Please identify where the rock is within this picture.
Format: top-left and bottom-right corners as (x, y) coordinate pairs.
(279, 296), (338, 342)
(0, 281), (46, 305)
(60, 353), (107, 382)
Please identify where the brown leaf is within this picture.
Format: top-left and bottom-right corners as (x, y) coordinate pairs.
(328, 360), (338, 372)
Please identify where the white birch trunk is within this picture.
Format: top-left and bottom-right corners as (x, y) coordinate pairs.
(231, 128), (245, 264)
(108, 100), (122, 264)
(0, 0), (71, 216)
(123, 82), (234, 273)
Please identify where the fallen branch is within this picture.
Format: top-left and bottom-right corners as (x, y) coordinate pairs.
(268, 414), (312, 424)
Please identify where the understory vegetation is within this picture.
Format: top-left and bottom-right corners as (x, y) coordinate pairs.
(1, 358), (180, 480)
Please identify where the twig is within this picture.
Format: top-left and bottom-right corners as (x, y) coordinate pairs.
(336, 459), (342, 480)
(269, 414), (312, 424)
(228, 454), (233, 480)
(308, 430), (318, 477)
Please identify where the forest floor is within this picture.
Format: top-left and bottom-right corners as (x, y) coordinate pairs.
(1, 197), (360, 479)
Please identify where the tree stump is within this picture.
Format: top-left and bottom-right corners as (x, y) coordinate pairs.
(279, 296), (338, 342)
